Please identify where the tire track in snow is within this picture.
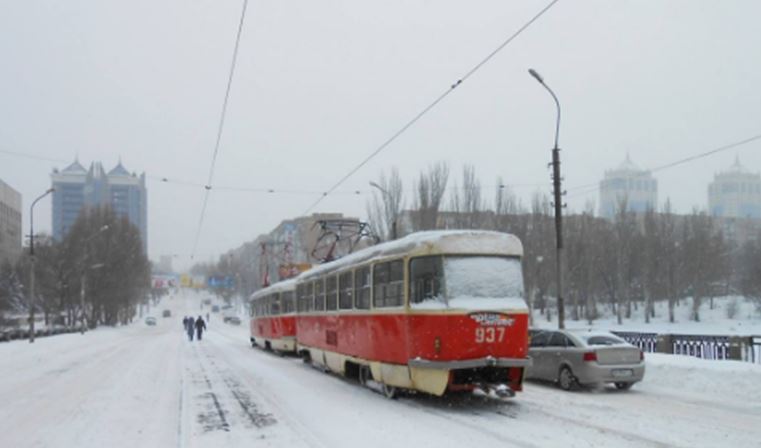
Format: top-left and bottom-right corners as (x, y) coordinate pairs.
(193, 346), (231, 433)
(204, 354), (277, 429)
(203, 328), (329, 448)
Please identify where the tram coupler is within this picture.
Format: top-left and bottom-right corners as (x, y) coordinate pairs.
(478, 383), (515, 398)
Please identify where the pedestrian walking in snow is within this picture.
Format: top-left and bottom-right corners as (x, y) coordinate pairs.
(195, 315), (207, 341)
(185, 316), (194, 341)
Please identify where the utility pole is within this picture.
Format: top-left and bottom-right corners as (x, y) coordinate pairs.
(78, 225), (109, 333)
(28, 188), (54, 343)
(529, 68), (565, 329)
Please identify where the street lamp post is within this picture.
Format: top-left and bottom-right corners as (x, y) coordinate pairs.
(28, 188), (55, 343)
(528, 68), (565, 330)
(369, 181), (398, 240)
(78, 225), (109, 333)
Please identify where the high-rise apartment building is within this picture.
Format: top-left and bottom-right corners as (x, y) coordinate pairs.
(599, 155), (658, 219)
(708, 157), (761, 220)
(0, 179), (22, 264)
(51, 159), (147, 251)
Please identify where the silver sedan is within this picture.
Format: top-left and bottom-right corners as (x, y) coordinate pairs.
(526, 329), (645, 391)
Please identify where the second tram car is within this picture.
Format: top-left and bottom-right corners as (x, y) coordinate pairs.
(249, 279), (298, 353)
(299, 230), (531, 397)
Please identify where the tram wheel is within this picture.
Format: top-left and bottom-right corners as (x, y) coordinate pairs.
(359, 365), (372, 386)
(382, 383), (398, 399)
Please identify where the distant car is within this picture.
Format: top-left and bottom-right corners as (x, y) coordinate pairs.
(211, 305), (220, 313)
(526, 329), (645, 391)
(162, 310), (171, 318)
(226, 316), (241, 325)
(145, 316), (157, 326)
(203, 298), (212, 305)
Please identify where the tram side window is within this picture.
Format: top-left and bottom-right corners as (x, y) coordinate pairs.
(297, 283), (314, 312)
(270, 293), (280, 315)
(326, 275), (338, 310)
(388, 260), (404, 306)
(314, 279), (326, 311)
(373, 262), (389, 307)
(374, 260), (404, 307)
(296, 284), (306, 312)
(339, 271), (354, 309)
(305, 282), (314, 311)
(355, 266), (371, 309)
(282, 291), (295, 314)
(410, 256), (444, 304)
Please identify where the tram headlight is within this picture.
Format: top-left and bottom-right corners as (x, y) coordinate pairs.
(434, 336), (441, 354)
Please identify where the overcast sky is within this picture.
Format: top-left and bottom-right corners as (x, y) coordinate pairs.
(2, 0), (760, 270)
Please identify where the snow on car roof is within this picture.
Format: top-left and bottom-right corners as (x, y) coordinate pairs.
(567, 330), (630, 345)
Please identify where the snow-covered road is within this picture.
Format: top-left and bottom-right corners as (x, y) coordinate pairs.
(1, 293), (760, 448)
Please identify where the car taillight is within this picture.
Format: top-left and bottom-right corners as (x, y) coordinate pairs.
(640, 350), (644, 361)
(583, 351), (597, 362)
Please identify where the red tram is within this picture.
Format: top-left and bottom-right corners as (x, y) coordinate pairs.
(249, 230), (531, 397)
(249, 279), (297, 353)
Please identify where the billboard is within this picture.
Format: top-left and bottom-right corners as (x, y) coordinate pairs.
(151, 274), (178, 289)
(278, 263), (312, 280)
(207, 275), (235, 289)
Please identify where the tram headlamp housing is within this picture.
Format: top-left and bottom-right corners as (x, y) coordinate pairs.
(434, 336), (442, 354)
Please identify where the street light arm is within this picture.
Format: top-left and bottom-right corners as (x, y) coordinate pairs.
(29, 188), (54, 256)
(528, 69), (561, 149)
(369, 181), (389, 196)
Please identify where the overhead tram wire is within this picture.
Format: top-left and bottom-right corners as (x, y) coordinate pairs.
(300, 0), (562, 215)
(1, 149), (545, 197)
(191, 0), (249, 260)
(565, 132), (761, 200)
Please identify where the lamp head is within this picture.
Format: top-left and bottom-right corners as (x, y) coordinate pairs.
(528, 68), (544, 84)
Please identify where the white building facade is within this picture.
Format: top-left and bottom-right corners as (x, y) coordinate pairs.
(599, 155), (658, 219)
(0, 179), (22, 264)
(708, 157), (761, 220)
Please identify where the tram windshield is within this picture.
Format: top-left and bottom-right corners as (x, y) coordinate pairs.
(409, 256), (525, 310)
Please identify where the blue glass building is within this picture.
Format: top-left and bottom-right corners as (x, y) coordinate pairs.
(51, 159), (147, 252)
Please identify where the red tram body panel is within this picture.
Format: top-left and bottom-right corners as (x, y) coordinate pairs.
(249, 279), (297, 353)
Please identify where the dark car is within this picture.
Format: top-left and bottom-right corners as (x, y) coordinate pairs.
(162, 310), (171, 318)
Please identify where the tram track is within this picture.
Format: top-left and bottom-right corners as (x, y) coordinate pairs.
(218, 327), (674, 447)
(197, 329), (328, 448)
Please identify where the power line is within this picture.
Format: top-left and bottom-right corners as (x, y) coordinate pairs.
(300, 0), (562, 215)
(0, 149), (67, 164)
(191, 0), (249, 259)
(566, 132), (761, 200)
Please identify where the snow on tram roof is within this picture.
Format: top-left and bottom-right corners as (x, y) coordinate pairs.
(249, 277), (297, 300)
(249, 231), (522, 301)
(301, 230), (522, 280)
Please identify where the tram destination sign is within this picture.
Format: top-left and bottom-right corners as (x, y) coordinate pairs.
(469, 312), (515, 327)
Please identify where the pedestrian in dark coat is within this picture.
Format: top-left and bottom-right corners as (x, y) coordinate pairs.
(195, 315), (207, 341)
(185, 316), (194, 341)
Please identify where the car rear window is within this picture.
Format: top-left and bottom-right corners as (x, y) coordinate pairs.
(582, 335), (626, 346)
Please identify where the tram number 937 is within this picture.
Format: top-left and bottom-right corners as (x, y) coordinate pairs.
(475, 327), (505, 343)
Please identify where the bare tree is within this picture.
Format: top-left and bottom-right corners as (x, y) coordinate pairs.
(448, 164), (487, 229)
(411, 162), (450, 230)
(367, 167), (404, 240)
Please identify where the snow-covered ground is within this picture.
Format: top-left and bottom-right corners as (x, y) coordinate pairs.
(533, 295), (761, 335)
(1, 291), (760, 448)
